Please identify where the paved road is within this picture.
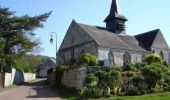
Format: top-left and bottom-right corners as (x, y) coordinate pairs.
(0, 79), (62, 100)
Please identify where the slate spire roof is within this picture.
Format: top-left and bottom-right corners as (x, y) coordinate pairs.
(104, 0), (127, 22)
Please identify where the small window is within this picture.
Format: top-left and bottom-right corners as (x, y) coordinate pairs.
(108, 51), (114, 65)
(160, 51), (164, 60)
(142, 54), (145, 61)
(99, 61), (104, 66)
(81, 50), (85, 54)
(123, 52), (131, 65)
(169, 52), (170, 63)
(152, 50), (155, 54)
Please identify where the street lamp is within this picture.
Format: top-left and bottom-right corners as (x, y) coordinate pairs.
(50, 32), (57, 68)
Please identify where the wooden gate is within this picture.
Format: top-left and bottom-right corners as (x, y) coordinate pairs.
(0, 73), (4, 87)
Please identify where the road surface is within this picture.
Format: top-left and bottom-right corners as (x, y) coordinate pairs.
(0, 79), (62, 100)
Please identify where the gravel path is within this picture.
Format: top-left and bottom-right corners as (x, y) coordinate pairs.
(0, 79), (62, 100)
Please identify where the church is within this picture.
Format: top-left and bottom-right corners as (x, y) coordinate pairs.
(57, 0), (170, 67)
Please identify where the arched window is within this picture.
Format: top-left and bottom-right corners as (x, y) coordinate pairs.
(108, 51), (114, 65)
(142, 54), (145, 61)
(160, 51), (164, 60)
(123, 52), (131, 65)
(152, 50), (155, 54)
(169, 52), (170, 63)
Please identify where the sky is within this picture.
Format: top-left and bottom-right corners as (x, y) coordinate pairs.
(0, 0), (170, 58)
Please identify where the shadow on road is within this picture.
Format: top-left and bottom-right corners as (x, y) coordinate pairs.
(23, 79), (60, 99)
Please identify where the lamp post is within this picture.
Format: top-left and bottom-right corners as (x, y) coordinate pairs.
(50, 32), (57, 69)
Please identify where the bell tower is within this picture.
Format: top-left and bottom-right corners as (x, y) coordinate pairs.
(104, 0), (128, 34)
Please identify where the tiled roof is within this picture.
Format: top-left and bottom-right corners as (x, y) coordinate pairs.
(77, 23), (148, 52)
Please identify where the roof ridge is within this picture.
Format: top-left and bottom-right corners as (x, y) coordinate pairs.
(135, 29), (160, 36)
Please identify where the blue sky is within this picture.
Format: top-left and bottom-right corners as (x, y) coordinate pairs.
(0, 0), (170, 58)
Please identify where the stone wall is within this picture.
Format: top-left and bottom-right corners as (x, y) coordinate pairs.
(61, 67), (87, 89)
(4, 68), (35, 87)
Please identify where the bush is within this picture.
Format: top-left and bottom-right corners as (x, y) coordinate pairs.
(79, 53), (98, 66)
(86, 73), (98, 87)
(145, 54), (162, 64)
(123, 64), (136, 71)
(142, 64), (164, 85)
(124, 84), (140, 96)
(81, 86), (103, 98)
(95, 70), (107, 80)
(105, 70), (122, 89)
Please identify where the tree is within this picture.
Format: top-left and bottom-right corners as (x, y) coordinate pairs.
(0, 7), (51, 71)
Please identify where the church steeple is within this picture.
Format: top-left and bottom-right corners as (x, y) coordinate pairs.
(104, 0), (128, 34)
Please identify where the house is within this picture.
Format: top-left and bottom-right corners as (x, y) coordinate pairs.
(57, 0), (170, 67)
(36, 58), (56, 78)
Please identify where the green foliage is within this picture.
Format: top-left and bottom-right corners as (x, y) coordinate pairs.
(80, 57), (170, 98)
(124, 84), (140, 96)
(123, 64), (137, 71)
(13, 55), (47, 73)
(0, 7), (51, 71)
(81, 86), (103, 98)
(142, 63), (166, 85)
(79, 53), (98, 66)
(145, 54), (162, 64)
(105, 70), (122, 88)
(86, 74), (98, 86)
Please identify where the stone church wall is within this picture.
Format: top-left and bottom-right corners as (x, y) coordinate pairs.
(131, 54), (143, 64)
(152, 47), (170, 63)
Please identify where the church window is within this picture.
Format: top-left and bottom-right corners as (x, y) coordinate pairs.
(152, 50), (155, 54)
(63, 55), (65, 64)
(142, 54), (145, 61)
(123, 52), (131, 65)
(108, 51), (114, 65)
(169, 52), (170, 63)
(160, 51), (164, 60)
(81, 49), (85, 54)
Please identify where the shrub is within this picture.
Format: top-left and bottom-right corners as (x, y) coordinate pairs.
(86, 73), (98, 86)
(145, 54), (162, 64)
(142, 64), (164, 85)
(105, 70), (122, 88)
(79, 53), (98, 66)
(81, 86), (103, 98)
(95, 70), (107, 80)
(124, 84), (140, 96)
(123, 64), (136, 71)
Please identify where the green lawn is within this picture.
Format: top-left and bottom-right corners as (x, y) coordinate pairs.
(92, 93), (170, 100)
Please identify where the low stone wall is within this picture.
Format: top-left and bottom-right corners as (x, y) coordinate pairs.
(61, 67), (87, 89)
(4, 68), (35, 87)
